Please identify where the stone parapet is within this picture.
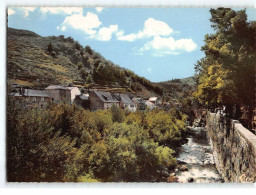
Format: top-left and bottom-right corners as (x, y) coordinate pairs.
(206, 112), (256, 182)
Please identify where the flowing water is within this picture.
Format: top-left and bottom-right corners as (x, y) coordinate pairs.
(175, 127), (223, 183)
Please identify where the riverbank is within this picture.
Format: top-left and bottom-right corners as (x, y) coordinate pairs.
(168, 126), (223, 183)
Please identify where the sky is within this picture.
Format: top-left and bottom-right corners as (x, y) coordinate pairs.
(7, 7), (256, 82)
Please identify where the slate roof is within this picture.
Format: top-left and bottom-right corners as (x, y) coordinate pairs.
(132, 98), (143, 104)
(67, 87), (79, 91)
(45, 85), (71, 90)
(93, 91), (119, 103)
(12, 89), (50, 97)
(78, 94), (89, 100)
(149, 97), (158, 102)
(25, 89), (50, 97)
(114, 93), (135, 105)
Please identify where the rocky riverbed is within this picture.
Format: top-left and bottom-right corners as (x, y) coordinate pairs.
(169, 127), (223, 183)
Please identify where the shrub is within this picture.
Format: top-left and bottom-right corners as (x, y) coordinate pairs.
(7, 101), (184, 182)
(111, 104), (124, 123)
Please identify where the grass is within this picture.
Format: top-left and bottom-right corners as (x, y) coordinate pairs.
(11, 79), (35, 87)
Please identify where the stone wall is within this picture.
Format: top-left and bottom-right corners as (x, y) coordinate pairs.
(206, 112), (256, 182)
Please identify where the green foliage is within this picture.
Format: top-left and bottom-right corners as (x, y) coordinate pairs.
(85, 45), (93, 55)
(86, 74), (93, 84)
(194, 8), (256, 115)
(144, 109), (186, 146)
(47, 42), (53, 53)
(91, 58), (163, 94)
(77, 62), (83, 70)
(111, 104), (125, 123)
(7, 99), (186, 182)
(79, 67), (88, 80)
(74, 42), (82, 51)
(8, 28), (163, 96)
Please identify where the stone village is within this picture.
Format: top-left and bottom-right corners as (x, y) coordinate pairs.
(9, 85), (166, 112)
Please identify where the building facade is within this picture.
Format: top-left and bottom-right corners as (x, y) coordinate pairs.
(89, 91), (119, 111)
(11, 88), (50, 108)
(74, 94), (89, 109)
(45, 85), (81, 104)
(113, 93), (137, 112)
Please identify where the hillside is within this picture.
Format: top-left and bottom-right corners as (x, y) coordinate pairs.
(156, 76), (196, 102)
(7, 28), (163, 97)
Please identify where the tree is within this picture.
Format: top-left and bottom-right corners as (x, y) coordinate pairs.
(77, 62), (83, 70)
(85, 45), (93, 55)
(47, 42), (53, 53)
(194, 8), (256, 126)
(86, 74), (93, 84)
(111, 104), (124, 123)
(79, 67), (88, 80)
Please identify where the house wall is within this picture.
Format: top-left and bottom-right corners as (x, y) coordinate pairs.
(126, 104), (137, 112)
(206, 112), (256, 182)
(156, 99), (162, 105)
(138, 102), (146, 110)
(104, 102), (119, 110)
(70, 88), (81, 103)
(46, 89), (71, 104)
(15, 96), (50, 109)
(89, 92), (120, 111)
(74, 97), (89, 110)
(89, 92), (104, 111)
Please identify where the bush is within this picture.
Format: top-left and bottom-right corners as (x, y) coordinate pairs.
(7, 101), (185, 182)
(111, 104), (124, 123)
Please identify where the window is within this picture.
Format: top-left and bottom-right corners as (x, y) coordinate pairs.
(33, 97), (36, 102)
(102, 95), (108, 101)
(130, 105), (134, 108)
(41, 97), (44, 102)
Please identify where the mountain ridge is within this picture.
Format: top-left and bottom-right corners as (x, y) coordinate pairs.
(7, 27), (195, 98)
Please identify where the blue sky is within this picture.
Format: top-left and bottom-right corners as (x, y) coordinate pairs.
(7, 7), (256, 82)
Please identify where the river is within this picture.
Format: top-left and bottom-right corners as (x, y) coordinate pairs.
(174, 127), (223, 183)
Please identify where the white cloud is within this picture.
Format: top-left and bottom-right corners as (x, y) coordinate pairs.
(20, 7), (36, 17)
(116, 31), (138, 42)
(140, 36), (197, 56)
(142, 18), (173, 37)
(93, 25), (118, 41)
(58, 11), (119, 41)
(151, 51), (180, 57)
(116, 18), (173, 42)
(59, 12), (102, 35)
(8, 8), (15, 16)
(95, 7), (104, 13)
(40, 7), (83, 15)
(61, 26), (66, 31)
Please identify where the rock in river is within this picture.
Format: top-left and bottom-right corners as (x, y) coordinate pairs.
(179, 165), (189, 172)
(187, 177), (194, 183)
(168, 175), (179, 183)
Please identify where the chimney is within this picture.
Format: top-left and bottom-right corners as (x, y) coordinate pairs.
(19, 87), (24, 96)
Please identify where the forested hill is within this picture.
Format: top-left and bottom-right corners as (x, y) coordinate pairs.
(7, 27), (163, 96)
(155, 76), (196, 103)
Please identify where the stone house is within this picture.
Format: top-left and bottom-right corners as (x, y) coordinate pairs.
(145, 100), (155, 110)
(89, 91), (119, 111)
(133, 98), (147, 110)
(74, 94), (89, 110)
(11, 88), (50, 108)
(149, 97), (162, 105)
(45, 85), (81, 104)
(113, 93), (137, 112)
(67, 87), (81, 103)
